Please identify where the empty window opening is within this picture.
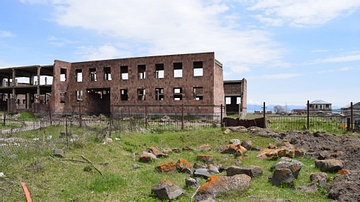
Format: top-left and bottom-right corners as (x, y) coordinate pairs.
(60, 92), (66, 103)
(138, 65), (146, 79)
(155, 88), (164, 100)
(155, 64), (164, 78)
(75, 69), (82, 82)
(76, 90), (83, 101)
(104, 67), (112, 80)
(193, 61), (203, 77)
(173, 62), (182, 78)
(137, 89), (146, 100)
(121, 66), (128, 80)
(60, 68), (66, 81)
(173, 87), (182, 100)
(225, 97), (231, 104)
(193, 87), (203, 100)
(89, 68), (97, 81)
(236, 97), (241, 104)
(120, 89), (128, 100)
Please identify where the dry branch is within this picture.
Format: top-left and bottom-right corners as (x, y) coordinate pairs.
(80, 155), (105, 178)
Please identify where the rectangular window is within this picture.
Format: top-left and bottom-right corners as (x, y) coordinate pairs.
(193, 87), (203, 100)
(173, 62), (182, 78)
(120, 89), (128, 100)
(60, 68), (66, 82)
(75, 69), (82, 82)
(137, 89), (146, 100)
(138, 65), (146, 79)
(89, 68), (97, 81)
(155, 88), (164, 100)
(236, 97), (241, 104)
(155, 64), (164, 78)
(76, 90), (83, 101)
(173, 87), (182, 100)
(193, 61), (203, 77)
(60, 92), (66, 103)
(225, 97), (231, 104)
(121, 66), (128, 80)
(104, 67), (111, 80)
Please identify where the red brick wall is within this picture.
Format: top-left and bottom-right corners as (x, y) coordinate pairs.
(53, 52), (225, 115)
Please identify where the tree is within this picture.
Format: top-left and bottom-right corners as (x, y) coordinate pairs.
(274, 105), (286, 114)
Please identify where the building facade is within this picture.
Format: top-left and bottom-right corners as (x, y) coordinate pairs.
(0, 52), (247, 117)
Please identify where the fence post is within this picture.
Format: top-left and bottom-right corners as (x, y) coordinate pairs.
(351, 102), (353, 131)
(263, 102), (266, 128)
(3, 111), (5, 126)
(307, 100), (310, 130)
(145, 105), (148, 130)
(347, 118), (351, 131)
(220, 104), (223, 127)
(181, 104), (184, 130)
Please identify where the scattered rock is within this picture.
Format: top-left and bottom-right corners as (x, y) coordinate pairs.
(194, 174), (251, 201)
(139, 152), (156, 163)
(296, 182), (318, 193)
(155, 162), (176, 172)
(271, 157), (303, 178)
(53, 149), (65, 158)
(229, 139), (241, 145)
(175, 158), (193, 174)
(185, 177), (200, 188)
(310, 172), (328, 187)
(197, 144), (212, 151)
(269, 168), (295, 186)
(151, 179), (184, 200)
(315, 159), (343, 172)
(197, 154), (213, 163)
(226, 165), (263, 178)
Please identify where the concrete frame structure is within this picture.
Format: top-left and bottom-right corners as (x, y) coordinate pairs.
(0, 52), (247, 116)
(224, 79), (247, 114)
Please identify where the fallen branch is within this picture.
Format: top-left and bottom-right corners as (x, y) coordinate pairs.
(21, 182), (32, 202)
(80, 155), (105, 178)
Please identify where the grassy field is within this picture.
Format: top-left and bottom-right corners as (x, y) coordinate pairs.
(0, 121), (335, 201)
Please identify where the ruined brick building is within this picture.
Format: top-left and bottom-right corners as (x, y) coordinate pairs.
(0, 52), (247, 117)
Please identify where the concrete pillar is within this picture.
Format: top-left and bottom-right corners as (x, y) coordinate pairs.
(36, 66), (41, 103)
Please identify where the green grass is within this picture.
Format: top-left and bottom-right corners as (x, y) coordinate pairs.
(0, 124), (336, 201)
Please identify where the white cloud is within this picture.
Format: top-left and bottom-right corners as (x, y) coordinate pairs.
(312, 53), (360, 63)
(263, 73), (302, 79)
(21, 0), (285, 75)
(0, 31), (16, 38)
(48, 36), (73, 46)
(76, 45), (128, 60)
(311, 49), (328, 53)
(243, 0), (360, 27)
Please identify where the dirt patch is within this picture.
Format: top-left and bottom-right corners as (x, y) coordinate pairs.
(250, 127), (360, 201)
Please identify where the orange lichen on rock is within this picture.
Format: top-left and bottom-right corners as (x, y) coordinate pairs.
(156, 161), (176, 172)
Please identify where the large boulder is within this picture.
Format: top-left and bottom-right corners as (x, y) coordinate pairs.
(194, 174), (251, 201)
(151, 179), (184, 200)
(139, 152), (157, 163)
(315, 159), (343, 172)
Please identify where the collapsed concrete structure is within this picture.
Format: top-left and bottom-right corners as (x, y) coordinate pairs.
(0, 52), (246, 117)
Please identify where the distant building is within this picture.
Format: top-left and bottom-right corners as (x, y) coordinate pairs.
(224, 79), (247, 114)
(340, 102), (360, 116)
(291, 109), (306, 115)
(309, 100), (332, 113)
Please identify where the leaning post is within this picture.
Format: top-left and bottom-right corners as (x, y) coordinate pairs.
(181, 104), (184, 130)
(351, 102), (354, 131)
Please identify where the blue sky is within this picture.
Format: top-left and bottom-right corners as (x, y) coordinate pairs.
(0, 0), (359, 108)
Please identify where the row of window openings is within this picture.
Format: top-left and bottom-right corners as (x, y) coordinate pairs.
(60, 62), (204, 82)
(225, 97), (241, 105)
(60, 87), (203, 103)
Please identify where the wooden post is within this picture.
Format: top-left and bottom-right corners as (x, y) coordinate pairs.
(181, 104), (184, 130)
(307, 100), (310, 130)
(145, 105), (148, 129)
(351, 102), (353, 131)
(263, 102), (266, 128)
